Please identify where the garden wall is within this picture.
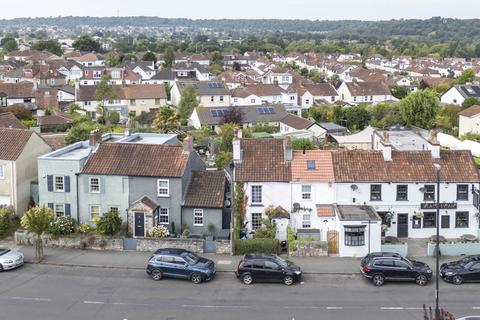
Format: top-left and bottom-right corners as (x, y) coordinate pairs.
(289, 241), (328, 257)
(381, 243), (408, 257)
(427, 241), (480, 256)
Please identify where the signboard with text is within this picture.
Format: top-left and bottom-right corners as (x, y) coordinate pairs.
(420, 203), (457, 210)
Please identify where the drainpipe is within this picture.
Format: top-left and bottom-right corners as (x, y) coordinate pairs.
(75, 173), (80, 223)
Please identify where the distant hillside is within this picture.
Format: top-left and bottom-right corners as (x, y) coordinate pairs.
(1, 16), (480, 41)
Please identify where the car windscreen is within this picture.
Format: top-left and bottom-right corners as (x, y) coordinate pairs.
(182, 252), (199, 264)
(0, 249), (10, 256)
(274, 255), (289, 268)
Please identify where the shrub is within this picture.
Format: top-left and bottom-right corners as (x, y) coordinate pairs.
(0, 207), (20, 239)
(78, 223), (94, 234)
(234, 238), (280, 255)
(146, 225), (170, 238)
(95, 211), (122, 236)
(182, 228), (191, 238)
(49, 216), (76, 236)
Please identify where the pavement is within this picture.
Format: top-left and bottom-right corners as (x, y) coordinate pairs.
(1, 242), (462, 275)
(1, 263), (478, 320)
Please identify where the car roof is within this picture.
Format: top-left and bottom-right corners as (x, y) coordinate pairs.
(244, 253), (277, 260)
(367, 252), (402, 259)
(154, 248), (191, 255)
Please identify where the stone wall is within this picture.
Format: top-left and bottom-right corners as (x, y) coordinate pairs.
(15, 230), (123, 251)
(135, 237), (204, 253)
(215, 240), (232, 255)
(289, 241), (328, 257)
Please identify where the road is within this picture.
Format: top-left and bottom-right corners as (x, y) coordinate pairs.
(0, 264), (478, 320)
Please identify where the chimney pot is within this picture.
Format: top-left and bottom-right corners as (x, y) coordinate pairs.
(183, 134), (194, 153)
(89, 128), (102, 147)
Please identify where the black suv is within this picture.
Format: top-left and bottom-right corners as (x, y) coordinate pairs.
(236, 253), (302, 286)
(146, 248), (215, 284)
(360, 252), (432, 286)
(440, 255), (480, 285)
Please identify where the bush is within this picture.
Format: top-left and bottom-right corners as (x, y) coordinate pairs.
(78, 223), (94, 234)
(182, 228), (191, 238)
(49, 216), (76, 236)
(0, 208), (20, 239)
(234, 238), (280, 255)
(95, 211), (122, 236)
(146, 225), (170, 238)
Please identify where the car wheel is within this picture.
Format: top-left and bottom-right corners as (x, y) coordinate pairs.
(415, 274), (428, 286)
(191, 273), (202, 284)
(452, 275), (463, 285)
(242, 274), (253, 285)
(284, 275), (294, 286)
(150, 269), (163, 281)
(372, 274), (385, 286)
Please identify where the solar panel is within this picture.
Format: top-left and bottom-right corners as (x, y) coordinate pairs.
(211, 109), (218, 117)
(257, 107), (265, 114)
(266, 107), (275, 114)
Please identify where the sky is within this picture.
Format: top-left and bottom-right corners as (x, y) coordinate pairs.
(0, 0), (479, 20)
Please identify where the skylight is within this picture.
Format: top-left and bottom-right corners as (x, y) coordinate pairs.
(307, 160), (316, 170)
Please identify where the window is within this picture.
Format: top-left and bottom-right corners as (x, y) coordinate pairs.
(130, 99), (136, 105)
(374, 259), (395, 267)
(301, 185), (311, 200)
(210, 96), (214, 102)
(155, 98), (161, 105)
(412, 216), (421, 229)
(305, 99), (310, 105)
(394, 260), (410, 269)
(282, 76), (289, 82)
(370, 96), (373, 101)
(0, 164), (4, 179)
(353, 96), (357, 102)
(344, 226), (365, 246)
(441, 215), (450, 229)
(157, 179), (169, 197)
(250, 99), (255, 104)
(109, 207), (119, 214)
(89, 177), (100, 193)
(85, 101), (91, 106)
(290, 95), (295, 101)
(220, 96), (224, 102)
(396, 185), (408, 201)
(307, 160), (316, 170)
(90, 205), (100, 220)
(331, 96), (335, 102)
(251, 212), (262, 230)
(234, 98), (238, 103)
(54, 204), (65, 217)
(54, 175), (64, 192)
(251, 185), (262, 204)
(370, 184), (382, 201)
(377, 212), (391, 227)
(423, 212), (436, 228)
(264, 261), (280, 270)
(424, 185), (435, 201)
(455, 212), (469, 228)
(194, 209), (204, 226)
(159, 208), (169, 224)
(302, 214), (311, 228)
(457, 184), (469, 201)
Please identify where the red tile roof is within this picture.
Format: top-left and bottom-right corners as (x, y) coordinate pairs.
(292, 150), (334, 182)
(458, 105), (480, 118)
(316, 205), (334, 217)
(0, 112), (26, 129)
(0, 128), (33, 160)
(184, 171), (226, 208)
(280, 114), (314, 130)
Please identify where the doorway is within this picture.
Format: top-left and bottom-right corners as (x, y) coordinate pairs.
(397, 214), (408, 238)
(134, 212), (145, 238)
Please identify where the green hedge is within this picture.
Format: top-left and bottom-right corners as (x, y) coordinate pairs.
(234, 238), (280, 255)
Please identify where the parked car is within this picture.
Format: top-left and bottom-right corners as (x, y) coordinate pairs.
(0, 248), (24, 271)
(360, 252), (432, 286)
(456, 317), (480, 320)
(235, 253), (302, 285)
(440, 255), (480, 285)
(146, 248), (215, 284)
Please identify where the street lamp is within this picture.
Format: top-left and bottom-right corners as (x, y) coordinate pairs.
(433, 163), (441, 320)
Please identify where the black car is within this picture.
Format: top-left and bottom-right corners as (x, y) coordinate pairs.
(360, 252), (432, 286)
(440, 255), (480, 285)
(235, 253), (302, 285)
(146, 248), (215, 284)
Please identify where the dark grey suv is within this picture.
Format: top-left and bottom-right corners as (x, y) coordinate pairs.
(146, 248), (215, 284)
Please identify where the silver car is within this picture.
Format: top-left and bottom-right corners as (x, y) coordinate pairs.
(0, 248), (24, 271)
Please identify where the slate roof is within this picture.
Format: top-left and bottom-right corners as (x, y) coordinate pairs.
(291, 150), (334, 182)
(332, 150), (480, 183)
(183, 171), (226, 208)
(455, 85), (480, 99)
(235, 138), (291, 182)
(458, 105), (480, 118)
(150, 68), (174, 81)
(194, 104), (287, 126)
(0, 128), (33, 161)
(280, 114), (314, 130)
(76, 85), (126, 101)
(0, 112), (27, 129)
(82, 143), (189, 177)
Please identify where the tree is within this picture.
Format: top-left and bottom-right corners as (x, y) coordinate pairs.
(1, 37), (18, 52)
(214, 151), (233, 170)
(253, 206), (277, 239)
(399, 89), (440, 129)
(218, 123), (236, 153)
(107, 111), (120, 125)
(460, 132), (480, 142)
(32, 39), (63, 56)
(65, 122), (101, 145)
(210, 51), (223, 65)
(178, 85), (198, 119)
(344, 104), (372, 130)
(163, 47), (175, 68)
(73, 35), (101, 52)
(94, 76), (115, 124)
(292, 138), (314, 150)
(220, 106), (244, 125)
(390, 85), (410, 100)
(153, 106), (179, 132)
(462, 97), (479, 108)
(457, 68), (476, 84)
(369, 102), (403, 128)
(21, 206), (54, 258)
(142, 51), (157, 64)
(105, 53), (120, 67)
(96, 211), (122, 236)
(209, 64), (223, 75)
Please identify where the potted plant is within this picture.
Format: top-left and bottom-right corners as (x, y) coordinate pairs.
(207, 223), (216, 241)
(170, 221), (177, 237)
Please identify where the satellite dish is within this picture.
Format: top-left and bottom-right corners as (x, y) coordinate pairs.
(350, 184), (358, 191)
(293, 203), (301, 209)
(419, 187), (427, 193)
(224, 199), (231, 208)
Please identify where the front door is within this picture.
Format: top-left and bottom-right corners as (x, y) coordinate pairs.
(397, 214), (408, 238)
(134, 212), (145, 237)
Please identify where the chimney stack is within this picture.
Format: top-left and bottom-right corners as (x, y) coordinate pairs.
(89, 128), (102, 147)
(428, 129), (441, 159)
(381, 131), (392, 161)
(233, 127), (242, 164)
(284, 136), (293, 161)
(183, 134), (194, 154)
